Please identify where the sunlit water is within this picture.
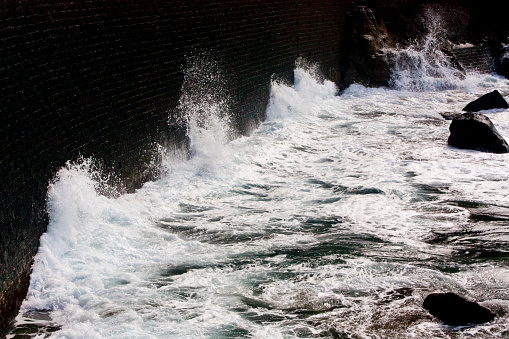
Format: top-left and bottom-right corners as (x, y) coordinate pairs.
(9, 50), (509, 338)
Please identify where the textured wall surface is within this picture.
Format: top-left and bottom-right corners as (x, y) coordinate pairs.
(0, 0), (353, 331)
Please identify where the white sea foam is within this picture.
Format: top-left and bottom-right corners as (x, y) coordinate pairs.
(385, 8), (499, 94)
(11, 54), (509, 338)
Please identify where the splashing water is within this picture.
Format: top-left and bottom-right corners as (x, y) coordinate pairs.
(177, 53), (234, 159)
(266, 65), (337, 121)
(386, 9), (480, 92)
(9, 55), (509, 338)
(161, 53), (236, 179)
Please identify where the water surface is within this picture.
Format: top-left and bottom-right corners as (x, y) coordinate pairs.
(9, 55), (509, 338)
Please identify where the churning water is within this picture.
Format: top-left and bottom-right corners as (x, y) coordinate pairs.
(9, 42), (509, 339)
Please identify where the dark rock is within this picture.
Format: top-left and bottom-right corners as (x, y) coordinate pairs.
(499, 50), (509, 79)
(448, 112), (509, 153)
(343, 6), (392, 87)
(423, 292), (495, 326)
(440, 112), (462, 120)
(493, 39), (509, 79)
(462, 90), (509, 112)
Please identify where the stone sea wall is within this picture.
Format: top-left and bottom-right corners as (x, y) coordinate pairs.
(0, 0), (354, 331)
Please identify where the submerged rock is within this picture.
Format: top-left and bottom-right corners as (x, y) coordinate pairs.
(448, 112), (509, 153)
(423, 292), (495, 326)
(462, 90), (509, 112)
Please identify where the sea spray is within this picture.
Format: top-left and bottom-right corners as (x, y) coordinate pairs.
(159, 52), (237, 181)
(178, 53), (234, 156)
(18, 159), (124, 334)
(386, 9), (468, 92)
(266, 62), (337, 121)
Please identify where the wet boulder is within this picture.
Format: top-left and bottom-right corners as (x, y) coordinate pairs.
(343, 6), (392, 87)
(448, 112), (509, 153)
(462, 90), (509, 112)
(423, 292), (495, 326)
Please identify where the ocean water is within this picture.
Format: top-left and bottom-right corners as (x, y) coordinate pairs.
(8, 44), (509, 338)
